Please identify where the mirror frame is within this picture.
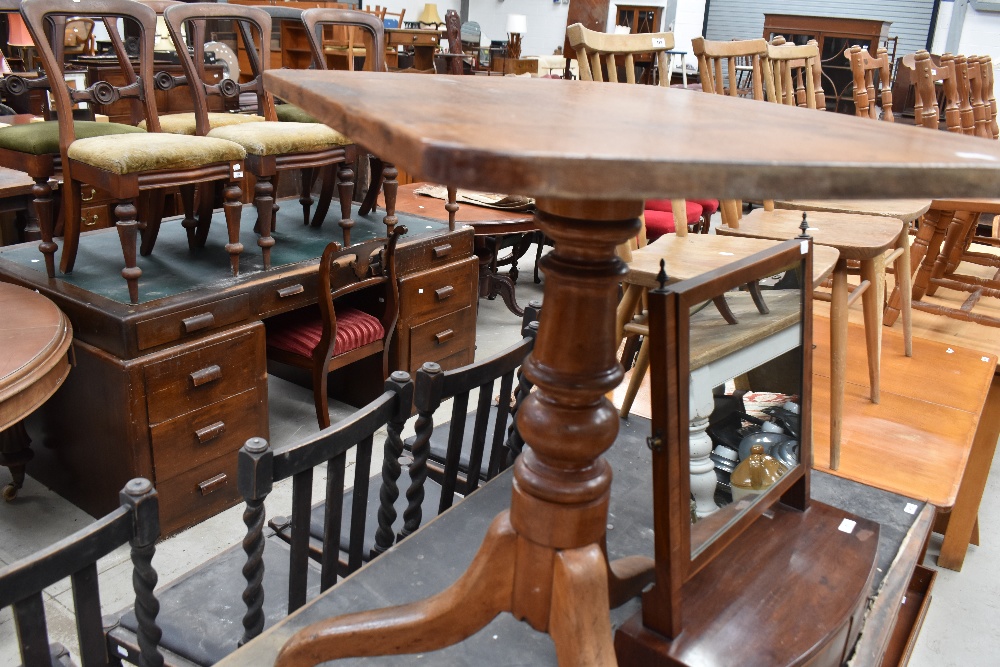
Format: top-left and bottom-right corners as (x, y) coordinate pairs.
(640, 238), (813, 640)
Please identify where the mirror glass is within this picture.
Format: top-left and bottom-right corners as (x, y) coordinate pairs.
(688, 258), (804, 557)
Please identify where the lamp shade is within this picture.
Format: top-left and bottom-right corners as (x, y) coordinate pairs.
(506, 14), (527, 35)
(7, 14), (33, 47)
(418, 4), (443, 26)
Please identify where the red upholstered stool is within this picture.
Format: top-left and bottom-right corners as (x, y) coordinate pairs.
(647, 198), (713, 233)
(643, 201), (704, 241)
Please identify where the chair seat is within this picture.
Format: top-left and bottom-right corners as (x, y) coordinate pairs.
(207, 121), (351, 156)
(267, 306), (385, 358)
(690, 198), (720, 215)
(645, 199), (704, 223)
(67, 132), (246, 175)
(717, 208), (903, 260)
(115, 539), (319, 667)
(0, 120), (144, 155)
(139, 111), (266, 134)
(275, 103), (320, 123)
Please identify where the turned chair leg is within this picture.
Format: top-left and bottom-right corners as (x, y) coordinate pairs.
(895, 227), (913, 358)
(223, 181), (244, 276)
(115, 200), (142, 304)
(300, 167), (316, 226)
(358, 156), (384, 216)
(179, 184), (198, 251)
(32, 177), (56, 278)
(337, 163), (355, 246)
(254, 176), (276, 270)
(138, 190), (166, 257)
(381, 163), (398, 235)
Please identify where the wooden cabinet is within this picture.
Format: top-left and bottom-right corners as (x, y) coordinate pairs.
(0, 221), (476, 534)
(615, 5), (663, 34)
(763, 14), (893, 114)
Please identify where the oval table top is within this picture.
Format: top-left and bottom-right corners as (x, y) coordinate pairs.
(0, 282), (73, 432)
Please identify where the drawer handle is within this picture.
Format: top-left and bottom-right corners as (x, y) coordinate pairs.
(435, 329), (454, 345)
(435, 285), (454, 301)
(81, 188), (95, 202)
(82, 213), (99, 227)
(432, 244), (452, 259)
(277, 284), (305, 298)
(182, 312), (216, 333)
(195, 421), (226, 444)
(198, 473), (228, 496)
(190, 365), (222, 387)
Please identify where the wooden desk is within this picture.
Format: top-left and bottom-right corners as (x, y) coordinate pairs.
(262, 68), (1000, 664)
(0, 282), (72, 500)
(385, 28), (441, 71)
(216, 426), (934, 666)
(0, 204), (476, 534)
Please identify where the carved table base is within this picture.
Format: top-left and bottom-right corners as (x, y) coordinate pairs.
(275, 199), (655, 666)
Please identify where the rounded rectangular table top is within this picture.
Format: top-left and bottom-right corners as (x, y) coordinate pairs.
(264, 70), (1000, 202)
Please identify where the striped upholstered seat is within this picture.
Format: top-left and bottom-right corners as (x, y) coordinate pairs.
(267, 306), (384, 358)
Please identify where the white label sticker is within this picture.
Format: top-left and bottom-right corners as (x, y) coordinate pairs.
(838, 518), (856, 534)
(418, 288), (424, 294)
(800, 240), (809, 254)
(651, 37), (666, 48)
(719, 251), (734, 256)
(983, 356), (991, 362)
(946, 348), (954, 354)
(233, 171), (244, 179)
(904, 503), (918, 515)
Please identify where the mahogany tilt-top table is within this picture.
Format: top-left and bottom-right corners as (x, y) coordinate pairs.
(262, 70), (1000, 665)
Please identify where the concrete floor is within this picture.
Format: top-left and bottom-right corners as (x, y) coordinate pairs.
(1, 246), (998, 665)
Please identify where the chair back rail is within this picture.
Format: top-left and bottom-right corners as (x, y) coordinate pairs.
(692, 37), (768, 100)
(0, 479), (161, 667)
(764, 37), (824, 110)
(21, 0), (160, 143)
(301, 7), (387, 73)
(845, 44), (893, 121)
(567, 22), (674, 85)
(163, 2), (275, 130)
(237, 372), (413, 644)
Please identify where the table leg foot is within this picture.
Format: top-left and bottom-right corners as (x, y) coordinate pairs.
(550, 544), (616, 667)
(1, 422), (33, 502)
(275, 512), (517, 666)
(607, 553), (655, 608)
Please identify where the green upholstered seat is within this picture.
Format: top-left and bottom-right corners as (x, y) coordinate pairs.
(207, 121), (350, 157)
(139, 112), (266, 134)
(275, 104), (320, 124)
(67, 133), (246, 175)
(0, 121), (145, 155)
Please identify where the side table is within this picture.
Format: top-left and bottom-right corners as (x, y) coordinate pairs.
(382, 183), (538, 316)
(0, 281), (72, 500)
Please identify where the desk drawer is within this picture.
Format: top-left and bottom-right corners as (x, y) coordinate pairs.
(157, 453), (241, 536)
(257, 274), (318, 317)
(409, 306), (474, 368)
(144, 326), (263, 424)
(396, 228), (474, 275)
(80, 204), (110, 232)
(150, 388), (264, 481)
(136, 294), (251, 351)
(398, 257), (476, 323)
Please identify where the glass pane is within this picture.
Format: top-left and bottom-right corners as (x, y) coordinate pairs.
(688, 260), (804, 557)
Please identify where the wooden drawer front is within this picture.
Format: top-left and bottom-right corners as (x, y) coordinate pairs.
(79, 204), (110, 232)
(399, 257), (476, 323)
(257, 274), (318, 317)
(136, 294), (251, 351)
(396, 228), (474, 275)
(150, 388), (264, 481)
(409, 306), (475, 369)
(157, 453), (241, 536)
(144, 328), (261, 424)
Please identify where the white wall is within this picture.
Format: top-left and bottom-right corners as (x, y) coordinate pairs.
(957, 6), (1000, 68)
(466, 0), (569, 57)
